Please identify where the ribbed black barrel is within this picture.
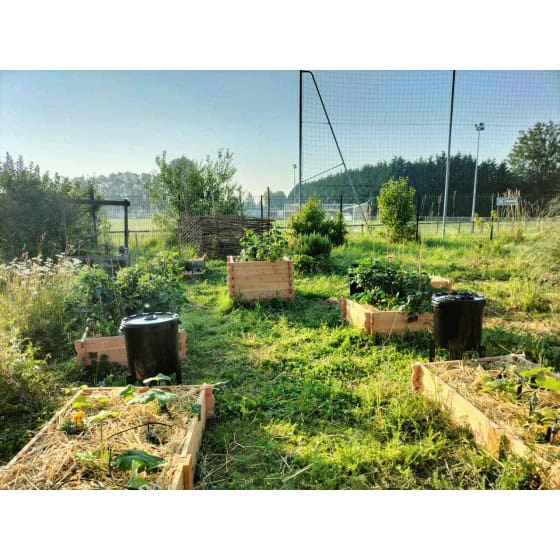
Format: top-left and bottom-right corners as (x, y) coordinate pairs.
(120, 312), (181, 384)
(432, 292), (486, 360)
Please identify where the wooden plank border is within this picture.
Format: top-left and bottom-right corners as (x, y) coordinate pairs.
(411, 355), (560, 488)
(74, 329), (187, 367)
(341, 298), (433, 337)
(227, 256), (295, 302)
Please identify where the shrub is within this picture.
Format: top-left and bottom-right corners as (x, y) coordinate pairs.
(288, 196), (330, 238)
(239, 229), (288, 262)
(292, 234), (332, 273)
(377, 177), (416, 242)
(63, 252), (187, 338)
(288, 197), (348, 247)
(63, 265), (121, 338)
(352, 258), (433, 313)
(327, 211), (348, 247)
(293, 233), (332, 259)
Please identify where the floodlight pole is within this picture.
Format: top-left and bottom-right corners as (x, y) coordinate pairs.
(442, 70), (456, 238)
(298, 70), (303, 208)
(471, 122), (485, 220)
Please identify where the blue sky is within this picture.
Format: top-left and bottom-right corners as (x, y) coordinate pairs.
(1, 70), (559, 196)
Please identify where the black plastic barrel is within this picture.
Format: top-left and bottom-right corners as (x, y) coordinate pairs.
(432, 292), (486, 360)
(120, 312), (182, 384)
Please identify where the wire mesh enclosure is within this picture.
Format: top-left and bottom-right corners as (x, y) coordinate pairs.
(296, 70), (560, 218)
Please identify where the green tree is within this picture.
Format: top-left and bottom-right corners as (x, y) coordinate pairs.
(377, 176), (416, 242)
(145, 149), (242, 238)
(508, 121), (560, 197)
(0, 153), (104, 260)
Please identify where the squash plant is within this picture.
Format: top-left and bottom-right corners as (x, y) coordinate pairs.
(482, 366), (560, 443)
(239, 229), (288, 262)
(351, 258), (433, 314)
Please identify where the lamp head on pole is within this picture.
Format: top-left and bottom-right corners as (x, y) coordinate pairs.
(475, 122), (485, 132)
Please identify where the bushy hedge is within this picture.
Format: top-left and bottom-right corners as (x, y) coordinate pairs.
(288, 197), (347, 272)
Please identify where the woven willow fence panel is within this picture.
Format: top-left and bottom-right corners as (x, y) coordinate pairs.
(178, 214), (272, 259)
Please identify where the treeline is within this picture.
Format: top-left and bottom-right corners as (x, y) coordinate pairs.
(288, 153), (515, 205)
(287, 151), (558, 214)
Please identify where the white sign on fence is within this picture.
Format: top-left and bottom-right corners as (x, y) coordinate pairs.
(496, 197), (519, 206)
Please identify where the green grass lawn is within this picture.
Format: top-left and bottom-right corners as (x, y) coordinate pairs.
(177, 228), (560, 489)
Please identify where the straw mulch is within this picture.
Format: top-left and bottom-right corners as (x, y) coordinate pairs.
(0, 386), (200, 490)
(430, 354), (560, 462)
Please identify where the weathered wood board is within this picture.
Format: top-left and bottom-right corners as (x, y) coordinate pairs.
(411, 355), (560, 488)
(429, 276), (453, 290)
(227, 256), (295, 302)
(74, 329), (187, 367)
(341, 298), (433, 336)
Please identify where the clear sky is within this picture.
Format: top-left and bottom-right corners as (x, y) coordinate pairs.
(0, 70), (299, 195)
(1, 70), (559, 196)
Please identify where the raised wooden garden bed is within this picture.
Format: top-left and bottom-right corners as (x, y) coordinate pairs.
(411, 354), (560, 488)
(227, 256), (295, 302)
(74, 330), (187, 367)
(0, 384), (215, 490)
(341, 297), (433, 336)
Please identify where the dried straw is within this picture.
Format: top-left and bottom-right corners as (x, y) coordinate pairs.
(0, 386), (200, 490)
(431, 355), (560, 462)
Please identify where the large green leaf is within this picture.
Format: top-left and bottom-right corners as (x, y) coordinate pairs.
(87, 410), (121, 424)
(115, 449), (164, 472)
(72, 395), (92, 410)
(126, 475), (150, 490)
(535, 374), (560, 393)
(518, 367), (552, 378)
(142, 373), (172, 385)
(481, 376), (517, 393)
(128, 389), (177, 406)
(119, 385), (136, 401)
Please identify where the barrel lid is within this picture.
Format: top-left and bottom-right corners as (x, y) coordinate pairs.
(432, 291), (486, 304)
(120, 312), (180, 329)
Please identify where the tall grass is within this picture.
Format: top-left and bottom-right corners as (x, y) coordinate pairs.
(0, 255), (81, 361)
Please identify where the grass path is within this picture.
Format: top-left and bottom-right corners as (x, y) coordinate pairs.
(178, 233), (560, 488)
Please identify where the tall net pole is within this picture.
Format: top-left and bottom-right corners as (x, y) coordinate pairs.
(442, 70), (456, 238)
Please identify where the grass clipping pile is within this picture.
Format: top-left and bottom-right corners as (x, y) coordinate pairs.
(433, 354), (560, 463)
(0, 386), (200, 490)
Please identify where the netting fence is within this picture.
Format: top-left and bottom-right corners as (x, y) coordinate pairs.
(98, 70), (558, 254)
(296, 70), (560, 220)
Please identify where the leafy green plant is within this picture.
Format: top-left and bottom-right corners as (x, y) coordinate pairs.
(114, 252), (185, 316)
(377, 177), (416, 242)
(352, 258), (433, 313)
(239, 229), (288, 262)
(142, 373), (172, 386)
(292, 234), (333, 273)
(129, 389), (177, 416)
(115, 449), (165, 489)
(328, 212), (348, 247)
(119, 385), (137, 401)
(63, 252), (186, 338)
(288, 196), (347, 247)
